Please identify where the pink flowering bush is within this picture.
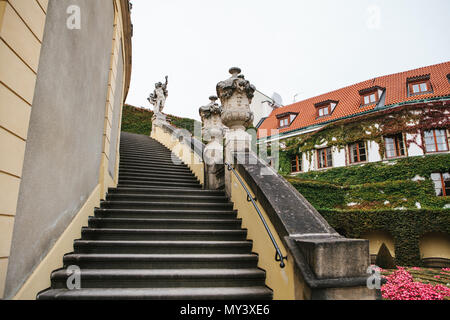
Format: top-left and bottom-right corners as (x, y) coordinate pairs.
(381, 267), (450, 300)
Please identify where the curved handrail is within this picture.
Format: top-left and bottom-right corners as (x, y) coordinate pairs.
(225, 162), (288, 268)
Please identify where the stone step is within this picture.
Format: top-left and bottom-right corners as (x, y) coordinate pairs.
(118, 164), (192, 174)
(99, 201), (231, 210)
(108, 187), (225, 197)
(81, 228), (248, 241)
(119, 159), (187, 168)
(118, 170), (196, 179)
(117, 180), (202, 189)
(50, 268), (266, 289)
(88, 217), (242, 230)
(37, 286), (273, 300)
(94, 208), (238, 220)
(120, 154), (180, 162)
(62, 254), (258, 270)
(118, 175), (199, 184)
(74, 240), (253, 254)
(119, 162), (191, 172)
(105, 194), (228, 204)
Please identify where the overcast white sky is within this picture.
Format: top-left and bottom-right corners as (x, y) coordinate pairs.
(125, 0), (450, 121)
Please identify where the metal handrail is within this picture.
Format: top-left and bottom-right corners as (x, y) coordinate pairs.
(225, 162), (288, 268)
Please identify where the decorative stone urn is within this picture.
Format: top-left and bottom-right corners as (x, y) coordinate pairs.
(216, 67), (256, 196)
(199, 96), (225, 190)
(216, 67), (255, 158)
(217, 67), (255, 131)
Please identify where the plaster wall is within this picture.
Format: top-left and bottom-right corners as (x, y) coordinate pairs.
(420, 233), (450, 259)
(4, 0), (114, 299)
(250, 90), (274, 127)
(0, 0), (48, 298)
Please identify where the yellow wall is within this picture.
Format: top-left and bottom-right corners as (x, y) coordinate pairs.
(1, 0), (130, 299)
(13, 185), (101, 300)
(99, 1), (126, 198)
(151, 125), (298, 299)
(420, 233), (450, 259)
(229, 170), (297, 300)
(151, 125), (204, 185)
(360, 230), (396, 257)
(0, 0), (48, 298)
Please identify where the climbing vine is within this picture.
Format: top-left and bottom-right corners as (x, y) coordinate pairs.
(279, 104), (449, 160)
(319, 209), (450, 266)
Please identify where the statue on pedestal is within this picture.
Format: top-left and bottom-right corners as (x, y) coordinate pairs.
(148, 75), (169, 115)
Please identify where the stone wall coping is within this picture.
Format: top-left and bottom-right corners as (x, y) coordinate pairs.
(159, 121), (205, 159)
(232, 152), (374, 290)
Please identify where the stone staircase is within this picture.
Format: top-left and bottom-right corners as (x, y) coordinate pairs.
(37, 132), (272, 300)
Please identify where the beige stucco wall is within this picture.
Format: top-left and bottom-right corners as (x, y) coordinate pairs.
(420, 233), (450, 259)
(0, 0), (48, 298)
(360, 230), (396, 257)
(0, 0), (130, 299)
(12, 185), (101, 300)
(99, 2), (127, 198)
(229, 169), (297, 300)
(151, 125), (204, 185)
(151, 125), (298, 300)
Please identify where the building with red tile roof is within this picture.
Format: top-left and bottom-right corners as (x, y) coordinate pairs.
(257, 62), (450, 179)
(258, 61), (450, 141)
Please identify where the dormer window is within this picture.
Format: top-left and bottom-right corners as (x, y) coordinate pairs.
(314, 100), (338, 118)
(318, 105), (330, 117)
(410, 81), (430, 94)
(279, 117), (289, 128)
(407, 75), (432, 96)
(363, 92), (377, 105)
(359, 86), (383, 106)
(276, 112), (298, 128)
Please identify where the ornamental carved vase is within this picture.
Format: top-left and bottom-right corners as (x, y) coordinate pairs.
(216, 67), (255, 131)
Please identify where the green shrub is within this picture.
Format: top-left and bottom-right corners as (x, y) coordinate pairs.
(319, 209), (450, 266)
(294, 154), (450, 185)
(120, 104), (201, 137)
(375, 243), (396, 269)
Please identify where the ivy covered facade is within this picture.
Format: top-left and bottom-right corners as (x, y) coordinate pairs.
(257, 62), (450, 267)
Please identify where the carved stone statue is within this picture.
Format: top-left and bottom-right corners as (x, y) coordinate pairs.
(199, 96), (225, 190)
(148, 76), (168, 114)
(216, 67), (256, 197)
(216, 67), (255, 130)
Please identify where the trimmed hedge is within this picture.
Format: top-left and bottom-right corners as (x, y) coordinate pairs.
(285, 178), (345, 209)
(121, 104), (201, 137)
(294, 153), (450, 185)
(319, 209), (450, 266)
(121, 104), (153, 135)
(283, 153), (450, 266)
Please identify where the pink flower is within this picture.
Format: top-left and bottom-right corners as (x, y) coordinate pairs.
(381, 267), (450, 300)
(411, 267), (421, 271)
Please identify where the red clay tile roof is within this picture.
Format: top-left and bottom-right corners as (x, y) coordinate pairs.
(258, 61), (450, 139)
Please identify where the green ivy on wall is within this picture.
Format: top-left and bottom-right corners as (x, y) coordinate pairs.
(319, 209), (450, 266)
(121, 104), (201, 137)
(284, 153), (450, 266)
(293, 153), (450, 186)
(280, 104), (449, 160)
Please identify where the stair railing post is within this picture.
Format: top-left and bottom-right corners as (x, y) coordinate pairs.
(199, 96), (225, 190)
(216, 67), (255, 198)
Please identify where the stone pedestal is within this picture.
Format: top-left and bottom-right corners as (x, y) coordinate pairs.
(150, 112), (167, 136)
(199, 96), (225, 190)
(216, 67), (255, 197)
